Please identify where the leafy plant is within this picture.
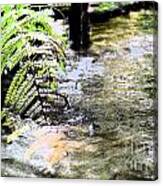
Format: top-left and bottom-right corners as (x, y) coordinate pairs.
(1, 5), (68, 133)
(95, 2), (118, 12)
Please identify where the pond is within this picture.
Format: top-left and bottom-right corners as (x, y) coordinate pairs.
(1, 10), (157, 180)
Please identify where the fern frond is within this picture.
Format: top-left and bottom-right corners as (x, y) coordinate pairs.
(5, 62), (32, 106)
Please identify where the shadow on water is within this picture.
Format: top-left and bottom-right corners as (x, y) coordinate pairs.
(2, 10), (157, 180)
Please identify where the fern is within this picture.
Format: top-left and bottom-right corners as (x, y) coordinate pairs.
(1, 4), (68, 134)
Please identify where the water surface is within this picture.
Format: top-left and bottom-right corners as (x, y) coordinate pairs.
(2, 10), (157, 180)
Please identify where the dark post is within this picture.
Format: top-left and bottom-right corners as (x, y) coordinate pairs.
(69, 3), (91, 50)
(81, 3), (91, 49)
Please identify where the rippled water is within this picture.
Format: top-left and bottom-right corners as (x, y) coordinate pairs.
(2, 10), (157, 179)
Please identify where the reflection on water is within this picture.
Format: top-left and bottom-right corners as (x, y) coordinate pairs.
(2, 10), (157, 179)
